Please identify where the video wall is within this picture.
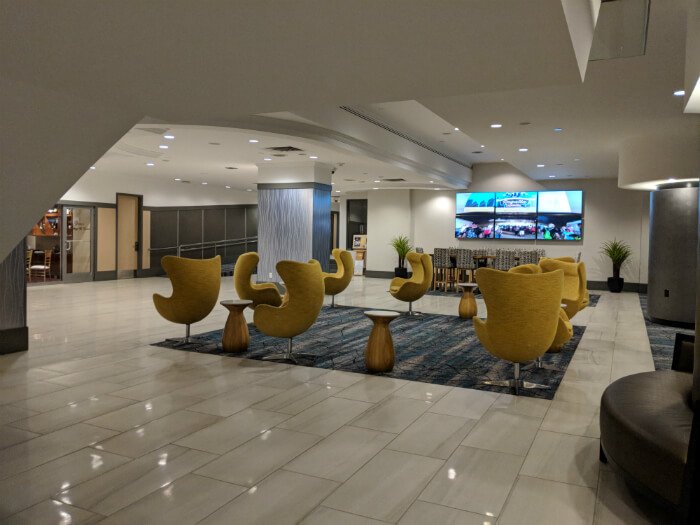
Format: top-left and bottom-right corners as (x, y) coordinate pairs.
(455, 190), (583, 241)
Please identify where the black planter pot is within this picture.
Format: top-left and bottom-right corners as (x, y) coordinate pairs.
(394, 267), (408, 278)
(607, 277), (624, 293)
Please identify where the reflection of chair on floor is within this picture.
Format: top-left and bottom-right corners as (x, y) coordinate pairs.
(389, 252), (433, 316)
(509, 264), (573, 352)
(322, 249), (354, 307)
(153, 255), (221, 344)
(254, 260), (324, 363)
(29, 249), (52, 282)
(234, 252), (282, 308)
(474, 267), (564, 394)
(539, 258), (587, 319)
(600, 334), (699, 523)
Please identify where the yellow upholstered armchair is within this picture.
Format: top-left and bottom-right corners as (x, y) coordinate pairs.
(474, 268), (564, 392)
(153, 255), (221, 344)
(389, 252), (433, 315)
(322, 249), (354, 307)
(508, 264), (573, 353)
(233, 252), (283, 308)
(539, 258), (587, 319)
(254, 259), (325, 363)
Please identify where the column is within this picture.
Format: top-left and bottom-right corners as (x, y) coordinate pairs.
(256, 162), (332, 282)
(0, 242), (28, 353)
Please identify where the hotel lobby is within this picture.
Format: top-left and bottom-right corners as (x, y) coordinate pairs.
(1, 1), (700, 524)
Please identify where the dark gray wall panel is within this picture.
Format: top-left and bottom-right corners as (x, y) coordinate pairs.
(178, 209), (203, 246)
(150, 210), (178, 249)
(246, 206), (258, 237)
(312, 187), (331, 272)
(0, 243), (26, 330)
(204, 209), (225, 243)
(226, 207), (246, 239)
(648, 187), (698, 325)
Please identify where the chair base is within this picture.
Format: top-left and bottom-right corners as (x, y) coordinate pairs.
(405, 302), (423, 317)
(482, 362), (549, 395)
(165, 324), (198, 347)
(262, 339), (316, 364)
(523, 356), (558, 371)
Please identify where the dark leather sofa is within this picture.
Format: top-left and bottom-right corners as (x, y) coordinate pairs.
(600, 333), (699, 523)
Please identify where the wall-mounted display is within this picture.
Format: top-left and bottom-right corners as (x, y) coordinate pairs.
(454, 190), (584, 241)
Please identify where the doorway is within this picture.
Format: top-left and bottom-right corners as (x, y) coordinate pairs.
(61, 205), (94, 283)
(331, 211), (340, 251)
(346, 199), (367, 248)
(117, 194), (142, 279)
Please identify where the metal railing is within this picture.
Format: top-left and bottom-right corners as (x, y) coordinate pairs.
(149, 236), (257, 257)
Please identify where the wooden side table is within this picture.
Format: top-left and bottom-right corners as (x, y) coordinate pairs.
(364, 310), (401, 373)
(457, 283), (478, 319)
(220, 299), (253, 352)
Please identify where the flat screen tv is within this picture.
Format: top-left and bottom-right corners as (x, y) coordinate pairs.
(456, 216), (495, 239)
(456, 192), (495, 214)
(494, 217), (537, 240)
(537, 190), (583, 214)
(536, 190), (583, 241)
(495, 192), (538, 214)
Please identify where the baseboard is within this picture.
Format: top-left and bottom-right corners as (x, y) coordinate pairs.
(95, 271), (117, 281)
(364, 270), (393, 279)
(137, 268), (164, 278)
(0, 326), (28, 354)
(587, 280), (647, 293)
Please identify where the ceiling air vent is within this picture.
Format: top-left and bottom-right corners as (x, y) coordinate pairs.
(272, 153), (287, 157)
(135, 127), (170, 135)
(383, 178), (406, 182)
(266, 146), (303, 152)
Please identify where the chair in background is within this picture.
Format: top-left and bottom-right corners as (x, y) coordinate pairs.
(432, 248), (453, 291)
(233, 252), (283, 308)
(25, 249), (33, 282)
(539, 258), (587, 319)
(389, 252), (433, 315)
(600, 333), (700, 523)
(474, 268), (564, 393)
(322, 249), (354, 307)
(153, 255), (221, 344)
(29, 249), (52, 282)
(454, 248), (473, 283)
(254, 260), (325, 363)
(508, 264), (573, 353)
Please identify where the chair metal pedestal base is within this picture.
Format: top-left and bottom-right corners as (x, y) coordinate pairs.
(406, 302), (423, 317)
(524, 356), (557, 371)
(165, 324), (197, 347)
(482, 362), (549, 395)
(263, 339), (316, 364)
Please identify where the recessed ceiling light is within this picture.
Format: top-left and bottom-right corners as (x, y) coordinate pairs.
(335, 190), (341, 193)
(309, 155), (318, 159)
(574, 158), (581, 162)
(159, 145), (168, 149)
(89, 166), (96, 170)
(500, 158), (505, 161)
(480, 145), (485, 148)
(548, 175), (556, 178)
(373, 187), (379, 190)
(163, 134), (175, 140)
(331, 182), (335, 185)
(201, 182), (208, 185)
(374, 180), (380, 183)
(146, 162), (155, 167)
(435, 188), (440, 190)
(174, 178), (181, 181)
(537, 164), (545, 168)
(669, 178), (677, 181)
(246, 189), (252, 192)
(518, 147), (528, 152)
(429, 180), (434, 183)
(553, 127), (563, 132)
(454, 127), (460, 131)
(490, 123), (502, 128)
(263, 158), (272, 161)
(673, 90), (685, 96)
(249, 139), (259, 143)
(225, 185), (231, 189)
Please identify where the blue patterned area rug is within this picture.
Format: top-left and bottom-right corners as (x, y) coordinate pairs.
(153, 306), (586, 400)
(639, 294), (693, 370)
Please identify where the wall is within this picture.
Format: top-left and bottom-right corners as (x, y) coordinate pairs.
(366, 190), (411, 273)
(409, 178), (650, 284)
(96, 208), (116, 272)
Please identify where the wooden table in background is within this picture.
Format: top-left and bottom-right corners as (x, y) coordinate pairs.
(220, 299), (253, 352)
(364, 310), (401, 372)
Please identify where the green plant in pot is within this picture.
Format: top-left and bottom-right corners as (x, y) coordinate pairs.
(600, 239), (632, 293)
(390, 235), (413, 278)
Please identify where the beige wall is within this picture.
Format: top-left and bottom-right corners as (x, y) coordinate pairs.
(366, 190), (411, 273)
(96, 207), (116, 272)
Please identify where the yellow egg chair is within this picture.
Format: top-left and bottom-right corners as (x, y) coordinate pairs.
(508, 264), (573, 353)
(322, 249), (354, 307)
(474, 267), (564, 392)
(233, 252), (283, 308)
(539, 258), (587, 319)
(389, 252), (433, 315)
(254, 259), (325, 363)
(153, 255), (221, 344)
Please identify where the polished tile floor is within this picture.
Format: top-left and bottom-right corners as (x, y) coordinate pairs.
(0, 276), (670, 524)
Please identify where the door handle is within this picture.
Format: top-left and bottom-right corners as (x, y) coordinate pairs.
(134, 241), (140, 252)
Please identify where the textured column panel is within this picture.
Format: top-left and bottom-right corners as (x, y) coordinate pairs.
(312, 187), (331, 273)
(0, 242), (28, 353)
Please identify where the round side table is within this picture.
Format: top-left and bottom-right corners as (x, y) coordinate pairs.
(364, 310), (401, 373)
(457, 283), (478, 319)
(220, 299), (253, 353)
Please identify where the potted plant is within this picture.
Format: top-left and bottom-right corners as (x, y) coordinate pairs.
(600, 239), (632, 293)
(390, 235), (413, 278)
